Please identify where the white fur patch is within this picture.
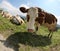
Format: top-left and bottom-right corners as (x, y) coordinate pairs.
(27, 7), (38, 30)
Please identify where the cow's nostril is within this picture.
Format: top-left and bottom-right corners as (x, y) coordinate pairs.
(28, 29), (34, 33)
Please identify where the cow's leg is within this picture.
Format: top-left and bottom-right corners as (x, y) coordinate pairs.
(35, 22), (40, 32)
(50, 32), (53, 38)
(48, 30), (53, 39)
(36, 26), (38, 31)
(48, 30), (51, 37)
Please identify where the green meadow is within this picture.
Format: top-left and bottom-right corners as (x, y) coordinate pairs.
(0, 14), (60, 51)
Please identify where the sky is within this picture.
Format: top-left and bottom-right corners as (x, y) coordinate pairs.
(0, 0), (60, 24)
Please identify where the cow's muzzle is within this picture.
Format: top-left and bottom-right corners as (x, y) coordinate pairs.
(27, 29), (35, 33)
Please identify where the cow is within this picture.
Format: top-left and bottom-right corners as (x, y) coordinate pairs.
(1, 11), (12, 19)
(10, 15), (25, 25)
(0, 10), (3, 14)
(19, 7), (57, 38)
(0, 10), (4, 16)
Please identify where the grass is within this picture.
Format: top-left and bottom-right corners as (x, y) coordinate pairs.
(0, 14), (26, 37)
(0, 14), (60, 51)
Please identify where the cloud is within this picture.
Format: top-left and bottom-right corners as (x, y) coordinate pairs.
(48, 0), (55, 2)
(0, 1), (20, 15)
(3, 0), (6, 1)
(0, 1), (15, 10)
(0, 0), (31, 17)
(44, 0), (57, 4)
(2, 0), (7, 1)
(45, 0), (60, 4)
(58, 0), (60, 1)
(0, 0), (28, 16)
(57, 16), (60, 25)
(19, 4), (29, 9)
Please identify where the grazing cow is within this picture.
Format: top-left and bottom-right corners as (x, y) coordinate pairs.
(19, 7), (57, 38)
(10, 15), (24, 25)
(0, 10), (4, 16)
(1, 11), (6, 17)
(1, 11), (12, 19)
(0, 10), (3, 14)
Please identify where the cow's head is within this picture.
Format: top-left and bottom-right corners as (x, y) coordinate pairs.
(19, 7), (44, 32)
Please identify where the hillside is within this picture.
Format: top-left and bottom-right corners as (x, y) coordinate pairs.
(0, 14), (60, 51)
(0, 14), (26, 37)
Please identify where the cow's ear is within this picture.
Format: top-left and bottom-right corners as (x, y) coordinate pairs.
(38, 12), (45, 17)
(19, 7), (28, 13)
(37, 7), (42, 12)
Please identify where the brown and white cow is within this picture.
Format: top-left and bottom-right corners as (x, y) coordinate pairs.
(0, 10), (4, 16)
(0, 10), (3, 14)
(1, 11), (12, 19)
(19, 7), (57, 38)
(10, 15), (25, 25)
(15, 15), (25, 24)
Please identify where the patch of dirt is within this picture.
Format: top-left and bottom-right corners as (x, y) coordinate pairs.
(0, 34), (14, 51)
(0, 30), (13, 38)
(50, 44), (60, 51)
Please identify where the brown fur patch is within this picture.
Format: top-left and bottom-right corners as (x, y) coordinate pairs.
(35, 12), (57, 25)
(35, 17), (44, 25)
(27, 15), (30, 22)
(37, 7), (42, 12)
(44, 12), (57, 24)
(38, 12), (45, 17)
(35, 12), (45, 25)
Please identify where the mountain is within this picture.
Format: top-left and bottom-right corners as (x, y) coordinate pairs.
(57, 24), (60, 29)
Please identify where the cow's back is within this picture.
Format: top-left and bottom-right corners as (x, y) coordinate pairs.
(44, 12), (57, 24)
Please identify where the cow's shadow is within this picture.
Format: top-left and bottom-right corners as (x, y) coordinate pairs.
(4, 32), (52, 51)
